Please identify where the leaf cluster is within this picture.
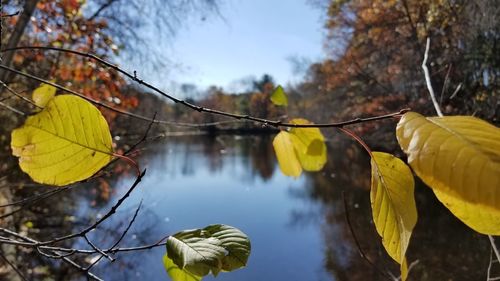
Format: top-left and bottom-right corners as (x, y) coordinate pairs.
(270, 87), (500, 280)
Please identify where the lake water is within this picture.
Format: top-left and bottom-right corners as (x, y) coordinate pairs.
(86, 135), (342, 281)
(14, 134), (492, 280)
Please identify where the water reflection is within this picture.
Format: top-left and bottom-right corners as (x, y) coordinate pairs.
(6, 135), (492, 280)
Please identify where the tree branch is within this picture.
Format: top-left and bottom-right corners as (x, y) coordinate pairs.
(422, 38), (443, 117)
(1, 46), (410, 128)
(422, 36), (500, 278)
(0, 0), (39, 84)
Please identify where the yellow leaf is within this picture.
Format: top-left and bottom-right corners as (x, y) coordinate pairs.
(396, 112), (500, 235)
(401, 258), (408, 281)
(270, 85), (288, 106)
(163, 254), (202, 281)
(11, 95), (113, 186)
(32, 81), (57, 108)
(272, 131), (302, 177)
(289, 119), (327, 171)
(371, 152), (416, 280)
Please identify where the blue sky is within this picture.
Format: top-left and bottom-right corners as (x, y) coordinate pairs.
(158, 0), (326, 93)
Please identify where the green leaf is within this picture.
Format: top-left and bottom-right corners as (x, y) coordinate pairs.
(163, 254), (202, 281)
(11, 95), (113, 186)
(270, 85), (288, 106)
(164, 224), (251, 276)
(371, 152), (417, 281)
(32, 81), (57, 108)
(167, 229), (225, 276)
(396, 112), (500, 235)
(289, 119), (327, 171)
(203, 224), (251, 271)
(166, 224), (251, 278)
(272, 131), (302, 177)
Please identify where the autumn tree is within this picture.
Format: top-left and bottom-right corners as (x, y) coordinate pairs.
(301, 0), (499, 129)
(0, 0), (220, 124)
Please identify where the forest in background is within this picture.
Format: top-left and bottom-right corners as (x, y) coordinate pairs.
(0, 0), (498, 144)
(120, 0), (499, 148)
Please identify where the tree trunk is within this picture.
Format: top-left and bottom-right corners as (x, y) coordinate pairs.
(0, 0), (39, 84)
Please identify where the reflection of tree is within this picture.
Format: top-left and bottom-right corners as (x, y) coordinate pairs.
(291, 136), (490, 280)
(120, 135), (276, 182)
(289, 136), (384, 280)
(247, 135), (275, 181)
(201, 136), (225, 173)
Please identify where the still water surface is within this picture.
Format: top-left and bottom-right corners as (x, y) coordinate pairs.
(69, 135), (489, 281)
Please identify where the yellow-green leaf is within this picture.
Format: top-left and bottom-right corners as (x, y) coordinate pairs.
(11, 95), (113, 186)
(272, 119), (327, 177)
(166, 225), (250, 277)
(396, 112), (500, 235)
(32, 81), (57, 108)
(289, 118), (327, 171)
(371, 152), (416, 280)
(272, 131), (302, 177)
(163, 254), (202, 281)
(270, 85), (288, 106)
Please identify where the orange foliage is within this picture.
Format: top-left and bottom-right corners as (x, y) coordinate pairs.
(301, 0), (499, 129)
(9, 0), (138, 122)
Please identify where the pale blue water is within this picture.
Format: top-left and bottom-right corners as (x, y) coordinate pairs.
(75, 135), (489, 281)
(86, 136), (338, 281)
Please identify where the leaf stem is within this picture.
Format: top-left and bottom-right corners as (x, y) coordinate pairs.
(112, 153), (140, 176)
(337, 127), (373, 158)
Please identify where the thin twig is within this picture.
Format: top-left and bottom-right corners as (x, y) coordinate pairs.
(449, 83), (462, 99)
(56, 253), (103, 281)
(0, 251), (28, 281)
(108, 235), (169, 254)
(341, 191), (394, 280)
(422, 37), (500, 280)
(35, 247), (75, 259)
(489, 235), (500, 272)
(87, 201), (143, 271)
(337, 127), (373, 157)
(488, 247), (493, 281)
(1, 230), (101, 280)
(440, 64), (452, 106)
(36, 170), (146, 246)
(406, 260), (420, 279)
(0, 229), (170, 256)
(0, 80), (40, 108)
(0, 186), (70, 208)
(0, 187), (71, 219)
(0, 46), (409, 128)
(84, 235), (115, 262)
(107, 200), (142, 252)
(422, 38), (443, 117)
(0, 99), (24, 115)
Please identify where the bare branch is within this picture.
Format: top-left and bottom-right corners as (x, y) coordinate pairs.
(422, 38), (444, 117)
(0, 251), (28, 281)
(36, 170), (146, 246)
(0, 186), (70, 208)
(84, 235), (115, 262)
(422, 36), (500, 280)
(87, 201), (143, 271)
(1, 46), (409, 129)
(489, 235), (500, 274)
(0, 80), (40, 108)
(0, 99), (24, 115)
(341, 191), (395, 281)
